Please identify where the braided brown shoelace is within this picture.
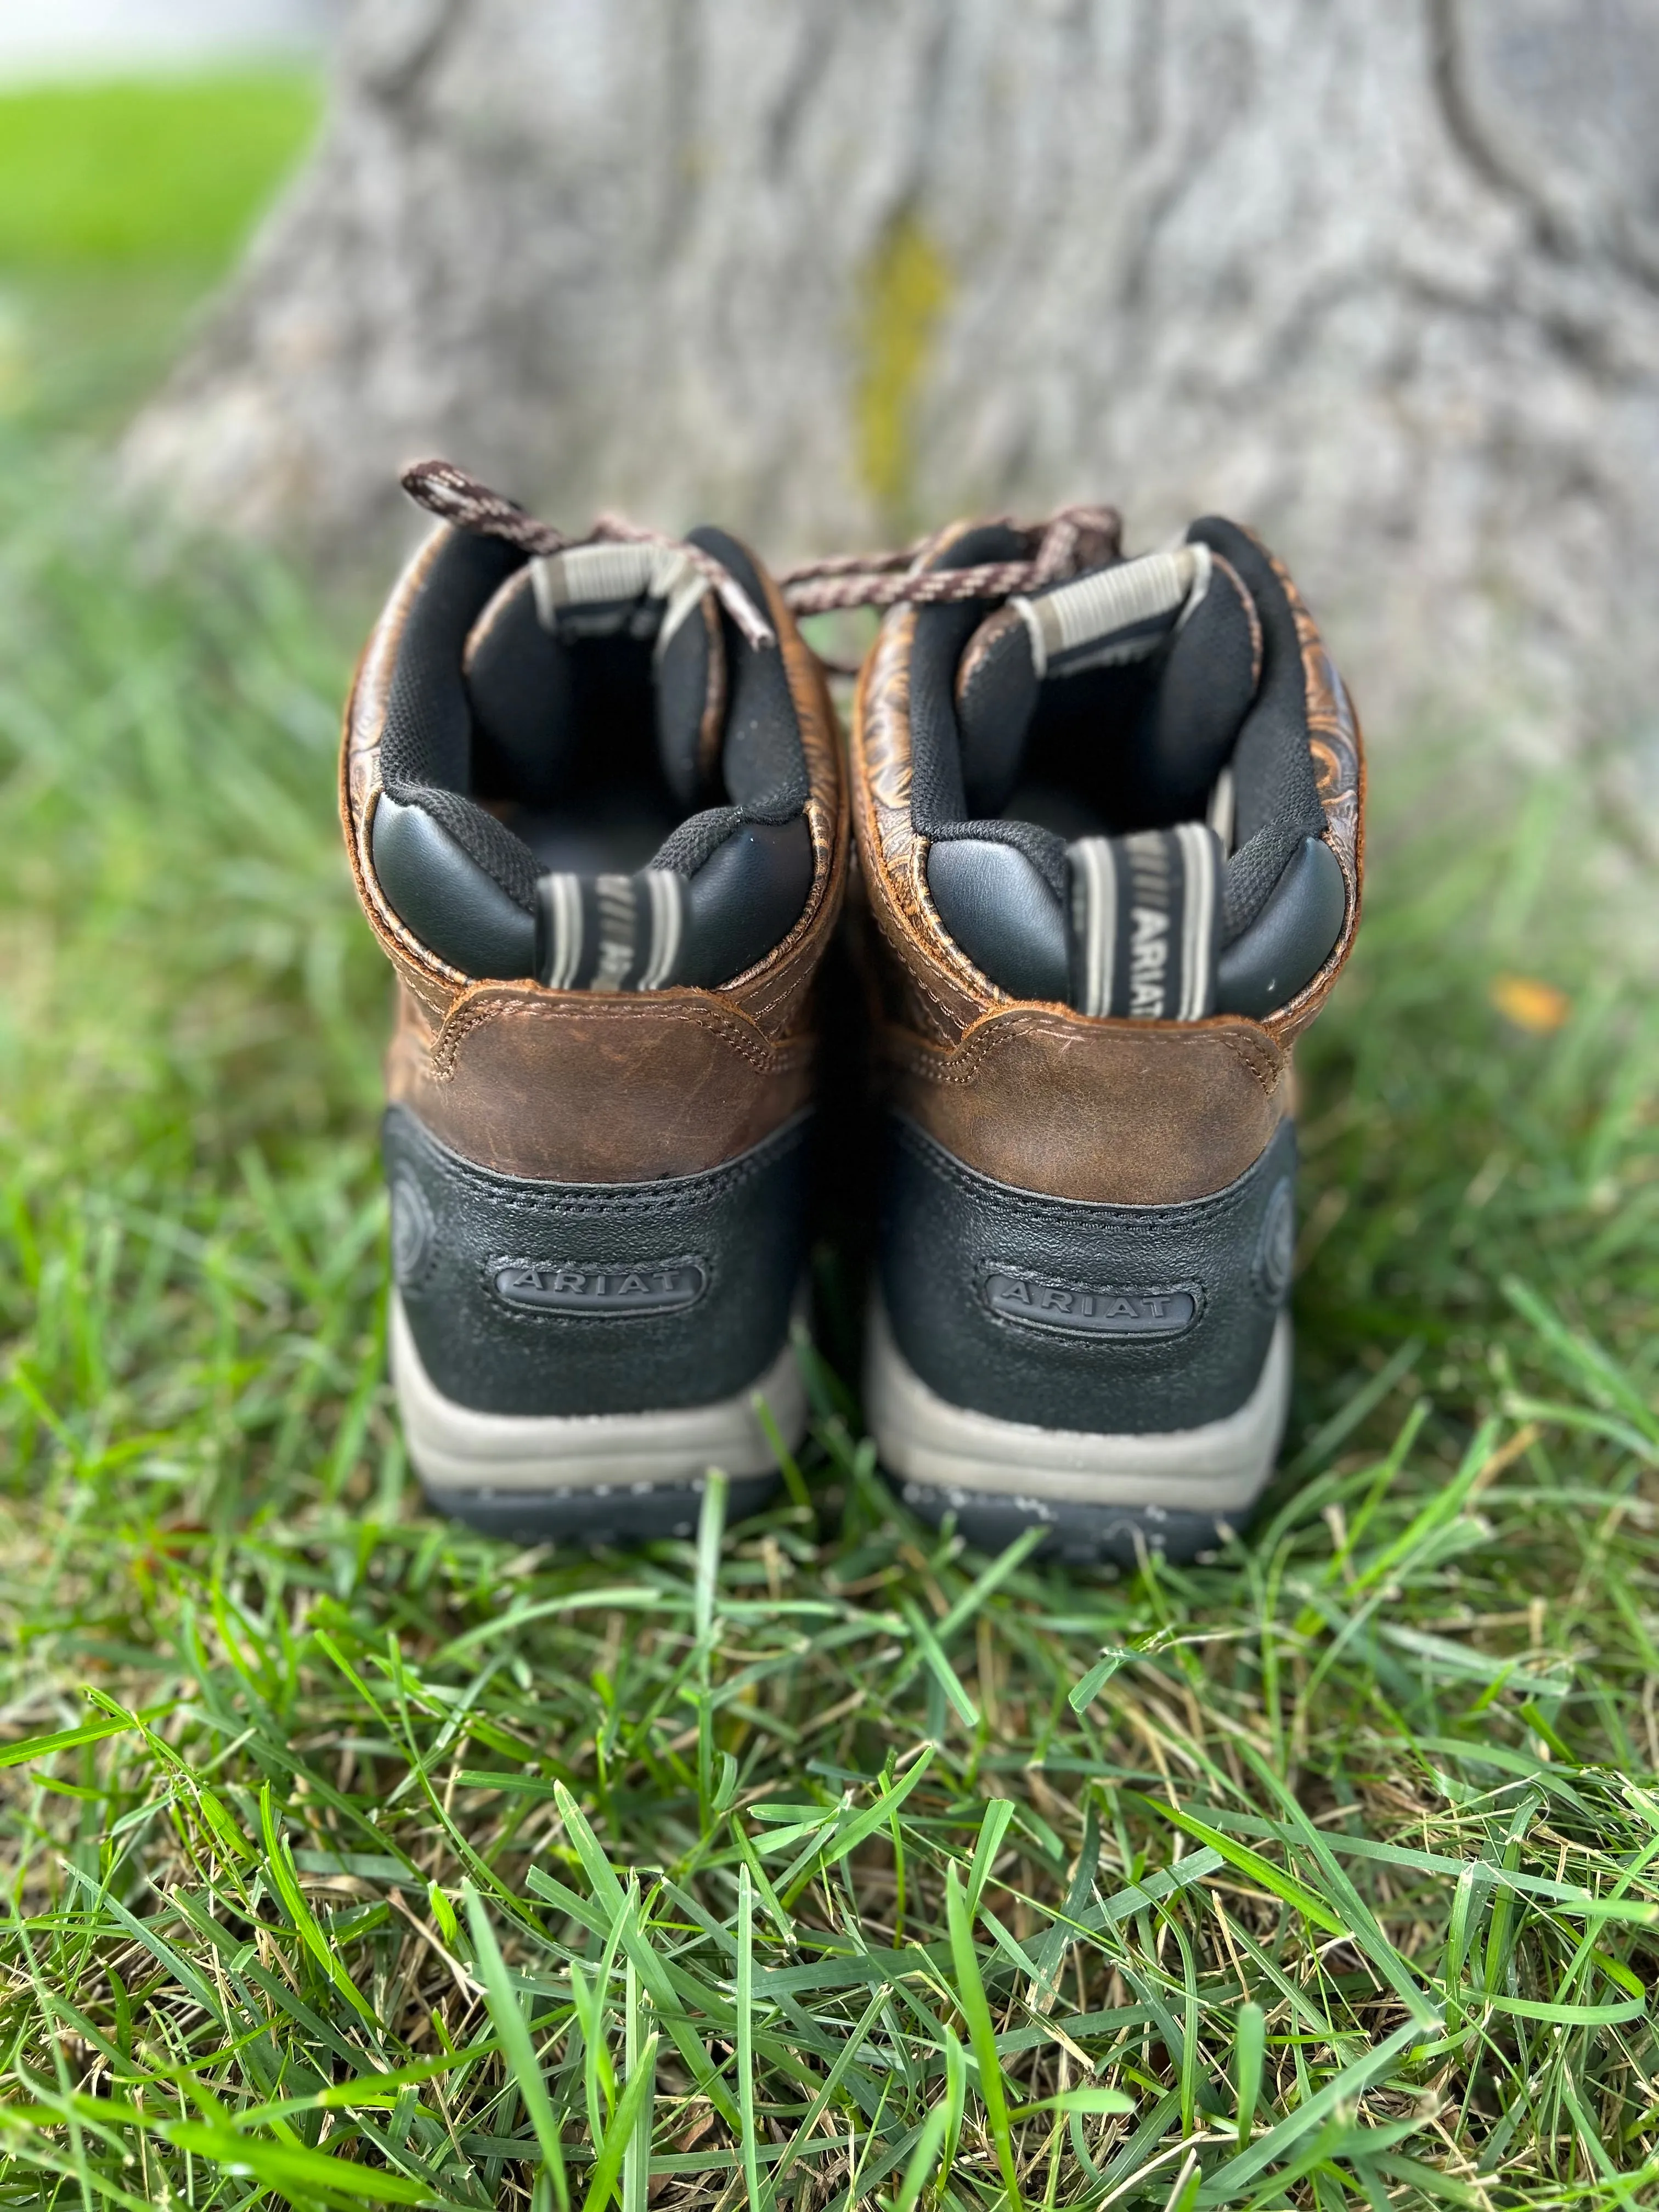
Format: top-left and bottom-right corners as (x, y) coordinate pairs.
(401, 458), (780, 648)
(401, 460), (1123, 661)
(778, 503), (1121, 616)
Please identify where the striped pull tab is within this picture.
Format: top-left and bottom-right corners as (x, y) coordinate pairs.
(530, 541), (709, 656)
(1066, 823), (1222, 1022)
(1011, 542), (1211, 677)
(535, 867), (687, 992)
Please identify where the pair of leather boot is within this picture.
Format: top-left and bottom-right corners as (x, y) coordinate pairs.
(342, 463), (1362, 1564)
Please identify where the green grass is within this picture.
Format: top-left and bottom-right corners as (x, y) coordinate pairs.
(0, 72), (320, 436)
(0, 450), (1656, 2208)
(0, 91), (1657, 2191)
(0, 76), (320, 268)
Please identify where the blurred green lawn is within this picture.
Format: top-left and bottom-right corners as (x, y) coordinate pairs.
(0, 71), (319, 432)
(1, 71), (1657, 2210)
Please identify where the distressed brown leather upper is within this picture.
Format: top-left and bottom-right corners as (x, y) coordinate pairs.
(342, 527), (847, 1181)
(849, 523), (1364, 1207)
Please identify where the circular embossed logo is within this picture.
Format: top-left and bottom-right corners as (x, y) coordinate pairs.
(1254, 1177), (1295, 1304)
(388, 1175), (435, 1289)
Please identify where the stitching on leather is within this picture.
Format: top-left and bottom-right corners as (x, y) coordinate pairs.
(1217, 1030), (1284, 1096)
(907, 837), (1011, 1007)
(860, 887), (963, 1041)
(873, 918), (969, 1042)
(882, 1012), (1285, 1096)
(865, 826), (969, 1022)
(394, 1105), (810, 1214)
(425, 991), (812, 1083)
(894, 1114), (1291, 1228)
(695, 1008), (815, 1075)
(856, 823), (977, 1038)
(853, 611), (992, 1041)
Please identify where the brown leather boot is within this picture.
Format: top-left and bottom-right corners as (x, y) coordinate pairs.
(342, 464), (847, 1543)
(804, 508), (1362, 1564)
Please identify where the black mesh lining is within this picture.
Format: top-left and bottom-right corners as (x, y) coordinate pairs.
(377, 523), (806, 922)
(652, 805), (744, 876)
(1187, 518), (1324, 941)
(376, 527), (546, 914)
(939, 815), (1068, 900)
(378, 529), (524, 792)
(910, 527), (1074, 904)
(908, 525), (1028, 838)
(387, 784), (540, 913)
(462, 568), (575, 808)
(687, 527), (808, 822)
(912, 516), (1324, 951)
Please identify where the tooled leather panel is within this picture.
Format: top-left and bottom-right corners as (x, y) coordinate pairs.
(388, 989), (816, 1181)
(851, 603), (997, 1047)
(883, 1008), (1287, 1206)
(1256, 535), (1365, 1049)
(340, 526), (472, 1022)
(724, 560), (848, 1040)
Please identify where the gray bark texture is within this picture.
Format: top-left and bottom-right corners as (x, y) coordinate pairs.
(126, 0), (1659, 739)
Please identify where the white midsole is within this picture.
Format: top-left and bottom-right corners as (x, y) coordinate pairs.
(391, 1292), (807, 1494)
(865, 1299), (1291, 1510)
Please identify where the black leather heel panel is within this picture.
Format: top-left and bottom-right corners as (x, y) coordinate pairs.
(926, 838), (1070, 1002)
(681, 816), (814, 986)
(1214, 836), (1346, 1018)
(373, 795), (538, 979)
(386, 1106), (810, 1416)
(880, 1115), (1296, 1435)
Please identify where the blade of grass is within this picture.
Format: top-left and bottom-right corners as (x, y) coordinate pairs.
(1195, 2016), (1430, 2204)
(898, 1598), (979, 1730)
(737, 1865), (763, 2212)
(464, 1883), (569, 2212)
(1129, 1792), (1344, 1936)
(945, 1863), (1022, 2210)
(1233, 2001), (1265, 2148)
(579, 2032), (659, 2212)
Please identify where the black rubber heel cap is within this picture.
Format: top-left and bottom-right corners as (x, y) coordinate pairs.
(890, 1476), (1252, 1567)
(422, 1474), (780, 1548)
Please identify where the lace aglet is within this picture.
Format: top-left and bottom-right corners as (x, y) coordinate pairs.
(398, 458), (567, 556)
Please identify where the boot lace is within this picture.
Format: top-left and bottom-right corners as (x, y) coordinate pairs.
(401, 460), (1122, 665)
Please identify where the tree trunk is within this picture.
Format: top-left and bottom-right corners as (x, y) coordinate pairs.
(126, 0), (1659, 738)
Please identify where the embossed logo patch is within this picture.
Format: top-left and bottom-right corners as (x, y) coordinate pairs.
(982, 1268), (1198, 1338)
(492, 1258), (707, 1316)
(389, 1175), (435, 1289)
(1254, 1177), (1295, 1304)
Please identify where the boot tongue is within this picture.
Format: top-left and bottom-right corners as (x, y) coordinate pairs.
(953, 540), (1262, 825)
(464, 545), (726, 809)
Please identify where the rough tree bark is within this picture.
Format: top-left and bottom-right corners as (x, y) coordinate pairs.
(126, 0), (1659, 738)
